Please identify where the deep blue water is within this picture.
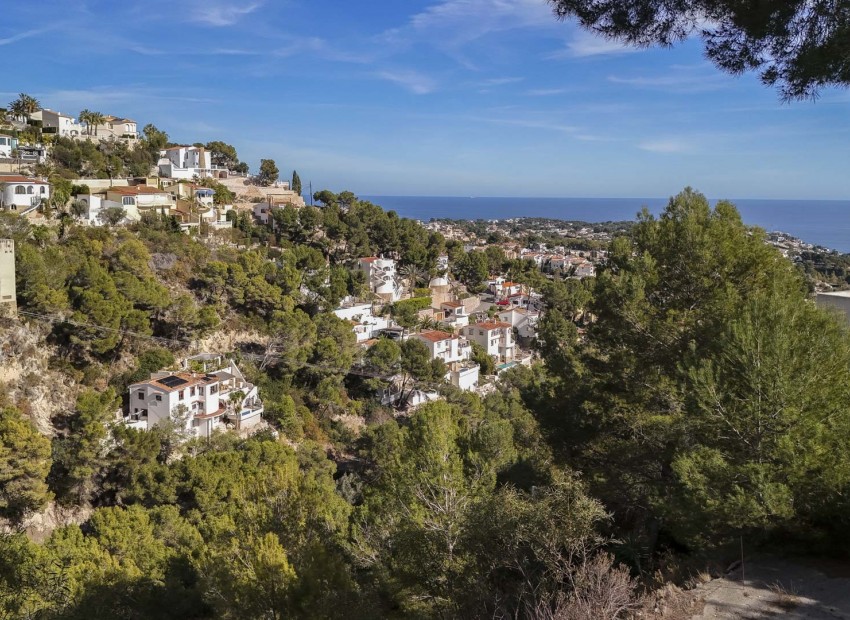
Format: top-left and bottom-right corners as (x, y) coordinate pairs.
(362, 195), (850, 253)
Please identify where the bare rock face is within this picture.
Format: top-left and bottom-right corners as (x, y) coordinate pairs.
(0, 320), (75, 436)
(149, 252), (178, 271)
(0, 501), (94, 543)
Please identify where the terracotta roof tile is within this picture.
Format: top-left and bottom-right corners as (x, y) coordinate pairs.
(0, 175), (49, 185)
(417, 330), (457, 343)
(473, 321), (512, 330)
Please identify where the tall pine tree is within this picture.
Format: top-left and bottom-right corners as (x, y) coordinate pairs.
(291, 170), (302, 195)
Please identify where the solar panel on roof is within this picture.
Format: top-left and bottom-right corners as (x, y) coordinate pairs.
(159, 375), (188, 388)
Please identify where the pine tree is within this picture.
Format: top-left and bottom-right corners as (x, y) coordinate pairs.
(291, 170), (302, 195)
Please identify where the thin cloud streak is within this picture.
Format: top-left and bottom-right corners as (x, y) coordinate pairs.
(0, 26), (57, 46)
(548, 29), (639, 59)
(375, 70), (438, 94)
(608, 65), (731, 93)
(191, 2), (263, 26)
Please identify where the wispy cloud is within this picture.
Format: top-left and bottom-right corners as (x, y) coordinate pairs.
(380, 0), (556, 66)
(375, 70), (438, 94)
(191, 2), (262, 26)
(608, 64), (731, 93)
(548, 29), (638, 59)
(37, 86), (219, 111)
(130, 44), (259, 57)
(476, 77), (524, 87)
(0, 26), (56, 46)
(405, 0), (554, 43)
(638, 139), (693, 154)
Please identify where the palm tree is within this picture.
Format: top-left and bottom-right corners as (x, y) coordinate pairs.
(399, 263), (429, 289)
(89, 111), (105, 136)
(8, 93), (40, 120)
(79, 109), (93, 135)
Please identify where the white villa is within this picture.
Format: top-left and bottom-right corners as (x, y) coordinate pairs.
(126, 354), (263, 439)
(413, 330), (472, 365)
(0, 175), (50, 213)
(333, 301), (394, 344)
(489, 278), (522, 300)
(76, 185), (174, 224)
(438, 301), (469, 328)
(360, 256), (403, 302)
(31, 109), (84, 138)
(460, 321), (515, 363)
(497, 306), (539, 340)
(447, 361), (480, 391)
(0, 135), (18, 158)
(158, 145), (227, 180)
(574, 262), (596, 278)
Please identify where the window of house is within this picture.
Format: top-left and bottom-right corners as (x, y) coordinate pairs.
(178, 390), (185, 400)
(40, 186), (46, 194)
(27, 186), (33, 194)
(122, 196), (135, 206)
(14, 186), (25, 195)
(137, 391), (144, 400)
(155, 394), (162, 402)
(479, 330), (484, 336)
(190, 387), (196, 397)
(210, 385), (218, 394)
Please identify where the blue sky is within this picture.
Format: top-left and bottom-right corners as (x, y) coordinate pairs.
(1, 0), (848, 199)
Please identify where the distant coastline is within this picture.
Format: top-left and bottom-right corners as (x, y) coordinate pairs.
(362, 195), (850, 253)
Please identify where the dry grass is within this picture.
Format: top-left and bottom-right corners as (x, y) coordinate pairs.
(768, 581), (800, 612)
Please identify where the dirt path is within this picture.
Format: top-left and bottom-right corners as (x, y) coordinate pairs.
(692, 555), (850, 619)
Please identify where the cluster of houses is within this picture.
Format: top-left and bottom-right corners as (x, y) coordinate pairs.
(330, 253), (540, 409)
(73, 178), (234, 230)
(1, 108), (140, 168)
(519, 248), (597, 278)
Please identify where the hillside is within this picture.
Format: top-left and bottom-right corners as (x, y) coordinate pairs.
(3, 189), (850, 619)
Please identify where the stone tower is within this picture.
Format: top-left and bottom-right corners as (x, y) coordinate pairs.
(0, 239), (16, 316)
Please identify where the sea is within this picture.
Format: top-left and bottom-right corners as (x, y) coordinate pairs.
(362, 196), (850, 254)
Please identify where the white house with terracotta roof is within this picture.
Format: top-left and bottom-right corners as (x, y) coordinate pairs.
(74, 185), (175, 224)
(413, 330), (472, 364)
(460, 321), (515, 363)
(105, 186), (174, 218)
(439, 300), (469, 327)
(489, 278), (522, 300)
(497, 306), (539, 340)
(126, 355), (263, 439)
(574, 261), (596, 278)
(0, 175), (50, 212)
(360, 256), (403, 302)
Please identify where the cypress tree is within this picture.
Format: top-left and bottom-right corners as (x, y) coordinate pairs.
(291, 170), (302, 195)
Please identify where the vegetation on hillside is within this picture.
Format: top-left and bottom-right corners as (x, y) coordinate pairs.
(3, 189), (850, 618)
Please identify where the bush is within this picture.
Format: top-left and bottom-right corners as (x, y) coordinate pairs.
(392, 296), (432, 314)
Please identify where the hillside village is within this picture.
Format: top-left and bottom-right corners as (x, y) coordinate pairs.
(0, 94), (619, 438)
